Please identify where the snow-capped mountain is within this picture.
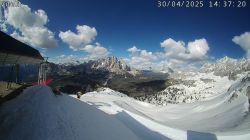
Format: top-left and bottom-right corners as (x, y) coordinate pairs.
(46, 56), (171, 96)
(49, 56), (175, 78)
(137, 72), (236, 104)
(90, 56), (132, 74)
(201, 56), (250, 78)
(47, 56), (135, 76)
(137, 57), (250, 105)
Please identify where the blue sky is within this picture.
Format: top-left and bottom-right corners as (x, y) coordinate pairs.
(1, 0), (250, 70)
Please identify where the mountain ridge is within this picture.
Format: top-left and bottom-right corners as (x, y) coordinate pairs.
(201, 56), (250, 78)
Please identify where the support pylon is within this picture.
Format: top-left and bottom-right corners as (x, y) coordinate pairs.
(38, 57), (49, 85)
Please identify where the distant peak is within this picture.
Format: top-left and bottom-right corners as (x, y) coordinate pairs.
(91, 56), (131, 74)
(201, 56), (250, 77)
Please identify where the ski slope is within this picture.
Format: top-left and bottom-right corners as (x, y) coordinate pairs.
(0, 86), (141, 140)
(79, 74), (250, 140)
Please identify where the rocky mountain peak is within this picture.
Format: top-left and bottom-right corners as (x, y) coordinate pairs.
(91, 56), (131, 74)
(200, 56), (250, 78)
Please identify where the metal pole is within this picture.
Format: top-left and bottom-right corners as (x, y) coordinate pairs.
(38, 63), (41, 85)
(15, 64), (20, 84)
(42, 64), (45, 85)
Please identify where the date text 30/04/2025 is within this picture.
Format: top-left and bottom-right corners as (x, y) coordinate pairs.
(157, 0), (247, 8)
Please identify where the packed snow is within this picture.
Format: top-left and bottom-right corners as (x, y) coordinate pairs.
(0, 86), (141, 140)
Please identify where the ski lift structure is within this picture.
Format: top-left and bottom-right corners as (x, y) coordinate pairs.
(0, 31), (51, 88)
(37, 57), (52, 85)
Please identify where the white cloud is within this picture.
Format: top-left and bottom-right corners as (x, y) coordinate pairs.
(0, 22), (7, 32)
(3, 3), (57, 48)
(160, 38), (186, 59)
(126, 38), (210, 71)
(59, 25), (97, 51)
(5, 6), (48, 29)
(232, 32), (250, 58)
(128, 46), (141, 54)
(0, 0), (5, 20)
(126, 57), (154, 70)
(159, 38), (209, 70)
(160, 38), (209, 61)
(59, 25), (109, 60)
(126, 46), (158, 70)
(10, 27), (57, 48)
(0, 2), (7, 32)
(187, 39), (209, 60)
(128, 46), (157, 60)
(51, 53), (111, 65)
(80, 43), (109, 59)
(51, 54), (88, 64)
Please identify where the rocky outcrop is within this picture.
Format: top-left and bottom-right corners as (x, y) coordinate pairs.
(91, 56), (131, 74)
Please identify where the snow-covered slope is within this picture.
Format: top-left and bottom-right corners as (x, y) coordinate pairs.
(137, 72), (237, 104)
(1, 78), (249, 140)
(136, 57), (250, 105)
(0, 86), (141, 140)
(79, 74), (250, 140)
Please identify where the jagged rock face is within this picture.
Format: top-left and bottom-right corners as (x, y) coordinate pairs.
(201, 56), (250, 77)
(48, 56), (133, 76)
(91, 56), (131, 74)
